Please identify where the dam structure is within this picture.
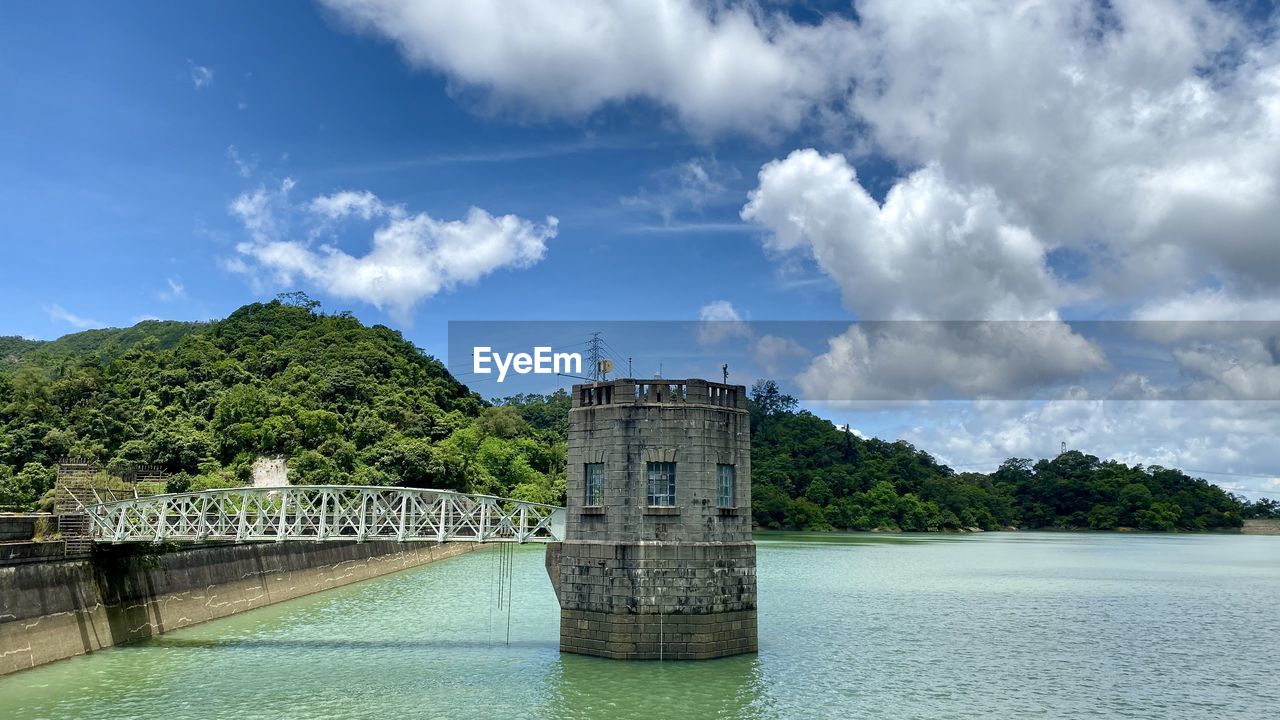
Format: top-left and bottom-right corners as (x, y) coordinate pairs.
(546, 378), (758, 660)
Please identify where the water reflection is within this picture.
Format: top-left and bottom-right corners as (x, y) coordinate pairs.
(546, 652), (771, 720)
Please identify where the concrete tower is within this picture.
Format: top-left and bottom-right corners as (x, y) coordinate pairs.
(545, 378), (757, 660)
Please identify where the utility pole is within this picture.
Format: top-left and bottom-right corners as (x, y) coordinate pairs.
(722, 363), (729, 383)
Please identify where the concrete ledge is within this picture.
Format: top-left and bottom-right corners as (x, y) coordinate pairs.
(0, 540), (479, 676)
(0, 541), (66, 565)
(0, 515), (56, 542)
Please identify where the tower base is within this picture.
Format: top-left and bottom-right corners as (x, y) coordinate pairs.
(546, 540), (758, 660)
(560, 607), (758, 660)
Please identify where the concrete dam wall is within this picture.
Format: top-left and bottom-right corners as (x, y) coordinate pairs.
(0, 540), (478, 676)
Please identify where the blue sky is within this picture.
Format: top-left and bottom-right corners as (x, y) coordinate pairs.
(3, 1), (1279, 497)
(0, 1), (850, 347)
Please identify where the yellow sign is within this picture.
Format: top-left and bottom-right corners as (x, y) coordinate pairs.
(599, 359), (613, 374)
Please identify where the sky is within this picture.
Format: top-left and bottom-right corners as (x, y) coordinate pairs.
(2, 0), (1279, 498)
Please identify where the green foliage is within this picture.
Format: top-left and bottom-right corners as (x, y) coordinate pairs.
(0, 295), (501, 500)
(744, 379), (1247, 532)
(0, 307), (1250, 533)
(0, 463), (54, 511)
(1, 321), (205, 372)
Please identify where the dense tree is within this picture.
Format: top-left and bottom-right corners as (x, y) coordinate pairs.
(0, 294), (561, 508)
(0, 311), (1258, 530)
(743, 380), (1247, 532)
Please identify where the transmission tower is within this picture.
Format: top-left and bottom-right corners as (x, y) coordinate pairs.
(587, 332), (604, 381)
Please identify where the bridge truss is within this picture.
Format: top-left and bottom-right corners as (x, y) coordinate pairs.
(80, 485), (566, 545)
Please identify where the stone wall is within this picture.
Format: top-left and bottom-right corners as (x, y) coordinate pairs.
(0, 515), (50, 542)
(0, 540), (478, 676)
(550, 378), (758, 660)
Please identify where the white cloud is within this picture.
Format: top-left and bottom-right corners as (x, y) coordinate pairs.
(752, 333), (810, 375)
(743, 150), (1069, 321)
(1134, 289), (1280, 325)
(797, 322), (1105, 400)
(158, 278), (186, 302)
(318, 0), (859, 137)
(47, 304), (100, 329)
(839, 0), (1280, 311)
(228, 183), (556, 320)
(741, 150), (1106, 396)
(188, 62), (213, 89)
(308, 190), (396, 221)
(324, 0), (1280, 317)
(696, 299), (750, 347)
(1171, 339), (1280, 401)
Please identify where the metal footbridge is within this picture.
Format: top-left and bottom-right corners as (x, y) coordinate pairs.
(80, 486), (566, 545)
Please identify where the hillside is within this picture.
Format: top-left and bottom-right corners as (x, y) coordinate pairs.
(0, 298), (1269, 530)
(0, 294), (564, 510)
(1, 320), (205, 370)
(501, 382), (1267, 531)
(745, 380), (1250, 531)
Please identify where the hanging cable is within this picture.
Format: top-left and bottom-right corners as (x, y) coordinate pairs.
(505, 543), (515, 646)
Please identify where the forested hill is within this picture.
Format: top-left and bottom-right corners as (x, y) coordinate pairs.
(1, 297), (1270, 530)
(1, 320), (205, 367)
(0, 295), (566, 510)
(499, 382), (1271, 532)
(744, 381), (1260, 531)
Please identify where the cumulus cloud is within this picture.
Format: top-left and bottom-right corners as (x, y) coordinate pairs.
(743, 150), (1071, 321)
(47, 304), (100, 329)
(696, 299), (750, 347)
(228, 182), (556, 320)
(796, 322), (1105, 400)
(325, 0), (1280, 317)
(313, 0), (1280, 485)
(841, 0), (1280, 311)
(318, 0), (859, 137)
(753, 333), (810, 375)
(741, 150), (1105, 396)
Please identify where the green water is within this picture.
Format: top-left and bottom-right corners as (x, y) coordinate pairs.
(1, 533), (1276, 719)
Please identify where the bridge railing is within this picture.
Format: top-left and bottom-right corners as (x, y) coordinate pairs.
(81, 486), (566, 545)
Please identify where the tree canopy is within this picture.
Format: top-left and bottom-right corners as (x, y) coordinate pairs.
(0, 295), (562, 510)
(744, 381), (1258, 531)
(1, 300), (1269, 531)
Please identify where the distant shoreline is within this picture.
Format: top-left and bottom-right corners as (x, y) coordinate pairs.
(1242, 518), (1280, 535)
(754, 521), (1280, 536)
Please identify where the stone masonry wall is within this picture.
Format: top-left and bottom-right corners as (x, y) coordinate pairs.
(552, 378), (757, 660)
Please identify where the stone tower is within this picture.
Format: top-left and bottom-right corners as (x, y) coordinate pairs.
(545, 378), (757, 660)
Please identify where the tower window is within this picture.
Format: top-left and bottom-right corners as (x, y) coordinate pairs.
(646, 462), (676, 506)
(717, 464), (735, 507)
(585, 463), (604, 506)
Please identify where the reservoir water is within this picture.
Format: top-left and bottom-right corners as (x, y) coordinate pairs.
(1, 532), (1276, 719)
